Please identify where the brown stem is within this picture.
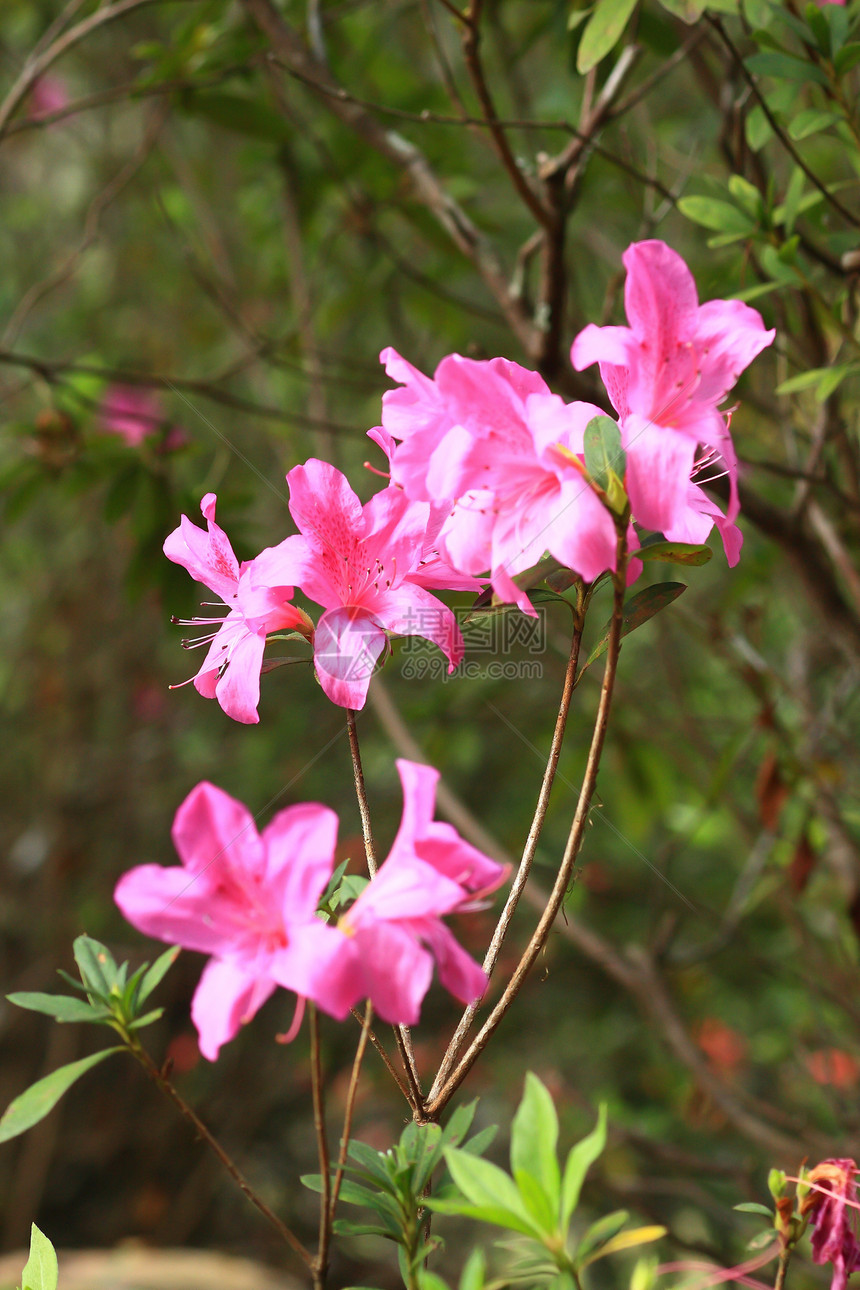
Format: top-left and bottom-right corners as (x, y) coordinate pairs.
(130, 1042), (312, 1267)
(428, 608), (584, 1101)
(349, 1006), (412, 1098)
(309, 1006), (331, 1290)
(345, 708), (424, 1114)
(331, 1001), (373, 1219)
(461, 0), (552, 229)
(774, 1244), (792, 1290)
(426, 529), (629, 1117)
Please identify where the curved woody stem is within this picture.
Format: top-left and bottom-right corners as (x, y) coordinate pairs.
(428, 595), (586, 1102)
(426, 531), (629, 1118)
(309, 1005), (331, 1290)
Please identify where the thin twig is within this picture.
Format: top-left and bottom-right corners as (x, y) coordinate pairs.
(426, 528), (629, 1117)
(130, 1041), (312, 1266)
(0, 0), (174, 141)
(309, 1006), (331, 1290)
(429, 609), (585, 1100)
(331, 1000), (373, 1219)
(349, 1006), (412, 1098)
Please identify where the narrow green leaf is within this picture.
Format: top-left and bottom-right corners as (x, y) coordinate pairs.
(735, 1202), (775, 1216)
(727, 174), (762, 218)
(580, 1225), (666, 1268)
(443, 1147), (531, 1220)
(136, 945), (181, 1007)
(657, 0), (706, 20)
(426, 1196), (541, 1237)
(834, 42), (860, 75)
(73, 935), (117, 997)
(745, 105), (773, 151)
(0, 1048), (122, 1143)
(577, 0), (639, 73)
(459, 1247), (487, 1290)
(21, 1223), (58, 1290)
(443, 1100), (478, 1147)
(583, 584), (687, 670)
(677, 197), (756, 236)
(6, 992), (111, 1024)
(417, 1271), (450, 1290)
(345, 1140), (397, 1186)
(510, 1074), (561, 1217)
(815, 365), (856, 401)
(514, 1168), (559, 1236)
(631, 541), (713, 567)
(561, 1104), (607, 1227)
(584, 415), (625, 489)
(576, 1209), (630, 1265)
(788, 109), (840, 141)
(460, 1125), (497, 1157)
(776, 366), (832, 395)
(126, 1006), (165, 1030)
(745, 51), (828, 84)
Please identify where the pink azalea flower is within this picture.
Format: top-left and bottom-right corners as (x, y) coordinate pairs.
(29, 75), (69, 122)
(374, 349), (627, 614)
(114, 781), (346, 1060)
(571, 240), (774, 561)
(318, 759), (508, 1024)
(164, 493), (312, 724)
(252, 459), (464, 709)
(99, 385), (163, 447)
(801, 1160), (860, 1290)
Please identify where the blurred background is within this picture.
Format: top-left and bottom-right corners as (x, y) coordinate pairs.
(1, 0), (859, 1285)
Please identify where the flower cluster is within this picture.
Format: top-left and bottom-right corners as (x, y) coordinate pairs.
(115, 761), (506, 1059)
(163, 239), (772, 721)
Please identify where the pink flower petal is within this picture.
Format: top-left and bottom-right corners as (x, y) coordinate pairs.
(191, 958), (276, 1061)
(313, 606), (389, 709)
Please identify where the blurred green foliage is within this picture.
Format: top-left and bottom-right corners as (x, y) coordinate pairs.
(1, 0), (859, 1286)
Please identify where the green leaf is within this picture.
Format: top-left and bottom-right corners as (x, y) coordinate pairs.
(73, 936), (117, 998)
(6, 992), (112, 1023)
(745, 51), (828, 84)
(136, 946), (181, 1007)
(788, 109), (840, 141)
(727, 174), (763, 218)
(417, 1272), (450, 1290)
(459, 1247), (487, 1290)
(583, 584), (687, 670)
(427, 1196), (540, 1236)
(510, 1074), (561, 1218)
(0, 1048), (122, 1143)
(745, 105), (774, 151)
(677, 197), (756, 237)
(561, 1104), (607, 1227)
(577, 0), (639, 73)
(460, 1125), (497, 1157)
(834, 42), (860, 75)
(21, 1223), (58, 1290)
(584, 415), (625, 489)
(575, 1209), (630, 1265)
(657, 0), (706, 20)
(631, 541), (713, 567)
(438, 1149), (539, 1237)
(443, 1100), (479, 1147)
(581, 1225), (666, 1268)
(735, 1202), (775, 1216)
(776, 366), (833, 394)
(815, 364), (856, 401)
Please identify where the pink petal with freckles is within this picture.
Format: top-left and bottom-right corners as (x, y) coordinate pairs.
(286, 458), (364, 548)
(163, 502), (240, 603)
(372, 583), (464, 670)
(191, 958), (276, 1061)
